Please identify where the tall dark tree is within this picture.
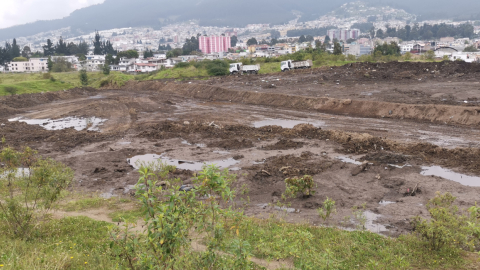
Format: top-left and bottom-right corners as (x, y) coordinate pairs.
(143, 50), (154, 58)
(12, 39), (21, 58)
(246, 38), (258, 46)
(298, 35), (307, 43)
(55, 37), (68, 55)
(21, 46), (31, 58)
(333, 42), (342, 55)
(93, 31), (103, 55)
(231, 36), (238, 47)
(182, 35), (200, 55)
(77, 41), (89, 55)
(43, 39), (55, 56)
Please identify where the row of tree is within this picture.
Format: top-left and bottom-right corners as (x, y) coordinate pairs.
(371, 23), (474, 40)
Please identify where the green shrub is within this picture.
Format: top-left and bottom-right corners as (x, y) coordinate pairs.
(0, 146), (74, 239)
(175, 62), (191, 68)
(413, 192), (480, 251)
(42, 73), (52, 79)
(79, 69), (88, 86)
(283, 175), (315, 199)
(206, 60), (229, 76)
(317, 197), (337, 223)
(4, 86), (18, 95)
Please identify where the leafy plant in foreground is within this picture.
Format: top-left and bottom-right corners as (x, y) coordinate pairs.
(0, 145), (73, 239)
(317, 197), (337, 223)
(283, 175), (315, 199)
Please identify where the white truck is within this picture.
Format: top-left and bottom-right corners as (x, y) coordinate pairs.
(280, 59), (313, 71)
(229, 63), (260, 75)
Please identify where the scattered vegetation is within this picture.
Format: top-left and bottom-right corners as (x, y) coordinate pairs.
(317, 197), (337, 223)
(283, 175), (315, 199)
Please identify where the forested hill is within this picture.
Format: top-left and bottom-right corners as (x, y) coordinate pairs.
(1, 0), (480, 41)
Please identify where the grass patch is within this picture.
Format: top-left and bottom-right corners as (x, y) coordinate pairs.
(219, 216), (478, 269)
(0, 217), (116, 270)
(58, 193), (134, 212)
(109, 209), (143, 223)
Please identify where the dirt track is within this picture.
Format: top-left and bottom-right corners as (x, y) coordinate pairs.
(1, 61), (480, 237)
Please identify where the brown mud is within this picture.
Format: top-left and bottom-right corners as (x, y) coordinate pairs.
(2, 61), (480, 237)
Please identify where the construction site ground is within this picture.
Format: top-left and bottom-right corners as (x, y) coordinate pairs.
(2, 61), (480, 237)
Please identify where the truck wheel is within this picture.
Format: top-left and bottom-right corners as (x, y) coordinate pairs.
(232, 71), (237, 75)
(255, 71), (258, 74)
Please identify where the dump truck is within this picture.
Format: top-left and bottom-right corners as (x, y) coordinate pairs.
(280, 59), (313, 71)
(229, 63), (260, 74)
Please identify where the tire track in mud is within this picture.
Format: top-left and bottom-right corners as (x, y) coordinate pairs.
(122, 81), (480, 127)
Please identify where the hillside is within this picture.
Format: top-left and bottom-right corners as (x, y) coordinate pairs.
(1, 0), (480, 41)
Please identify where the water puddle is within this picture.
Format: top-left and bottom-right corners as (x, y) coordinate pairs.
(379, 200), (396, 206)
(274, 206), (299, 213)
(89, 95), (104, 99)
(421, 166), (480, 187)
(387, 164), (412, 169)
(100, 188), (117, 199)
(9, 116), (106, 131)
(253, 118), (325, 128)
(181, 139), (206, 148)
(127, 154), (240, 171)
(117, 142), (132, 145)
(213, 151), (230, 155)
(336, 156), (363, 165)
(364, 211), (388, 232)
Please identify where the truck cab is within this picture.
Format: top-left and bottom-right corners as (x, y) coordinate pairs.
(281, 60), (292, 71)
(229, 63), (242, 74)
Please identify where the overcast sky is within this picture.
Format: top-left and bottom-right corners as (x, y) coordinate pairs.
(0, 0), (105, 29)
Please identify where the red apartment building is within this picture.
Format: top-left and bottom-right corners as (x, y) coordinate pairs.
(199, 36), (232, 54)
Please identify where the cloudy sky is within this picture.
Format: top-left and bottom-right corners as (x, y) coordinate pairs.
(0, 0), (105, 29)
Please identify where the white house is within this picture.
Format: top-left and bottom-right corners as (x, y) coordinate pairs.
(85, 55), (106, 71)
(400, 43), (414, 53)
(134, 63), (158, 72)
(7, 58), (49, 73)
(0, 65), (4, 73)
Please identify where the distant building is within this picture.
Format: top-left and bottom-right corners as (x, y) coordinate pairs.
(346, 44), (372, 57)
(327, 29), (360, 41)
(6, 58), (49, 73)
(199, 36), (232, 54)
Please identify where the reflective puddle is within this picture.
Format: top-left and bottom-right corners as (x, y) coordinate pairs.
(336, 156), (363, 165)
(9, 116), (106, 131)
(253, 118), (325, 128)
(421, 166), (480, 187)
(127, 154), (240, 171)
(379, 200), (396, 206)
(181, 140), (206, 148)
(364, 211), (388, 232)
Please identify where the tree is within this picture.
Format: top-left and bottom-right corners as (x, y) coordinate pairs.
(270, 30), (281, 39)
(77, 41), (89, 55)
(51, 57), (73, 72)
(246, 38), (258, 46)
(376, 29), (384, 39)
(102, 63), (110, 75)
(21, 46), (31, 58)
(166, 48), (182, 58)
(105, 54), (115, 65)
(369, 27), (375, 38)
(346, 38), (356, 44)
(79, 69), (88, 86)
(143, 50), (154, 58)
(43, 39), (55, 56)
(305, 35), (314, 42)
(11, 39), (20, 58)
(299, 35), (306, 43)
(55, 37), (68, 55)
(333, 42), (342, 55)
(93, 31), (102, 55)
(231, 36), (238, 47)
(47, 56), (53, 71)
(182, 36), (199, 55)
(117, 50), (139, 59)
(464, 45), (479, 52)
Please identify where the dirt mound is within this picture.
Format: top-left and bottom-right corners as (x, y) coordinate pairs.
(131, 82), (480, 127)
(208, 139), (254, 150)
(262, 139), (305, 150)
(360, 151), (408, 164)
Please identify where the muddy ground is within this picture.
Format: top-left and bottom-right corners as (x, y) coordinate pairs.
(1, 61), (480, 237)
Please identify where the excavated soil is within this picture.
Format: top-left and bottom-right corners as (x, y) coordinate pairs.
(2, 61), (480, 237)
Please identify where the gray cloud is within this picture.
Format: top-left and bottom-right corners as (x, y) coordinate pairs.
(0, 0), (105, 29)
